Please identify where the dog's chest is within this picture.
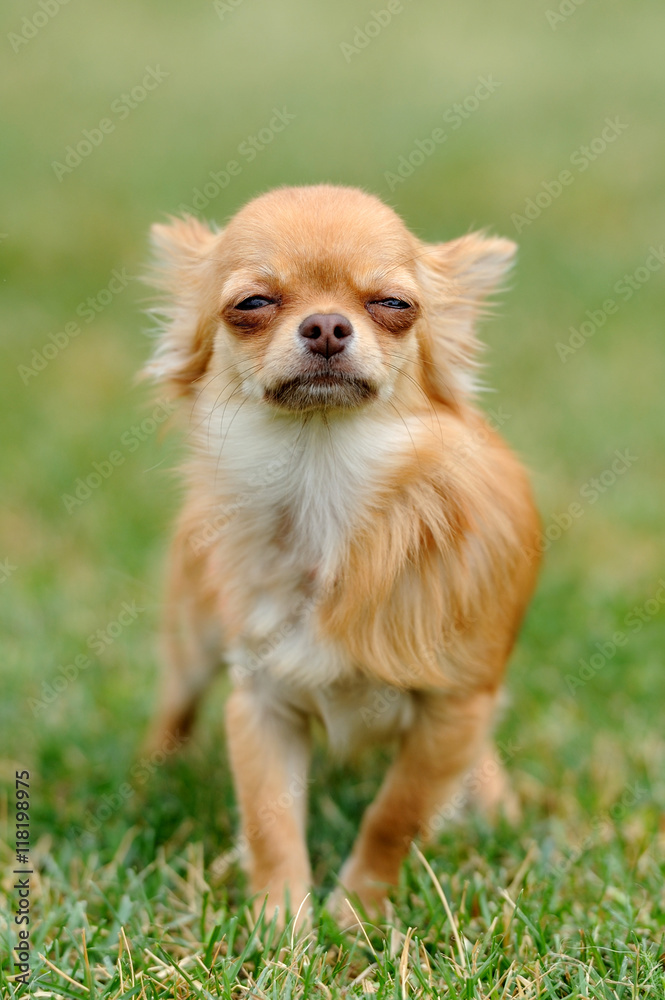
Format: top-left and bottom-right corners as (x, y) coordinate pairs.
(219, 412), (401, 578)
(213, 412), (412, 686)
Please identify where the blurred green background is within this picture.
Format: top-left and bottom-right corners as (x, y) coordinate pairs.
(1, 0), (664, 992)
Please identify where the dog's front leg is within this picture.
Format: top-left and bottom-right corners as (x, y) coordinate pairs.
(336, 689), (498, 919)
(225, 684), (312, 924)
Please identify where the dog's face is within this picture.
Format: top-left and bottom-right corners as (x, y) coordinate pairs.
(146, 185), (517, 414)
(216, 189), (422, 412)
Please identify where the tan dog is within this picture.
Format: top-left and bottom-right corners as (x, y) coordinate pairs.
(142, 185), (540, 923)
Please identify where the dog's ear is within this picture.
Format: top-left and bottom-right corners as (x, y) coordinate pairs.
(142, 215), (220, 394)
(415, 232), (516, 407)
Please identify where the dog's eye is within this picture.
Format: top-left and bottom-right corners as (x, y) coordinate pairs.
(365, 297), (418, 334)
(371, 298), (413, 310)
(234, 296), (275, 310)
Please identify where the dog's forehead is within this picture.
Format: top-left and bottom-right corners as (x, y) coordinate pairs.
(220, 186), (417, 286)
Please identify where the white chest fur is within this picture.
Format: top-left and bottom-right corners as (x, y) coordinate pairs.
(196, 402), (417, 689)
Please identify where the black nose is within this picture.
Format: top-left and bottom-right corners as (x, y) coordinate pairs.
(299, 313), (353, 358)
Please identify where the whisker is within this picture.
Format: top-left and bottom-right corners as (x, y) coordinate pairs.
(381, 361), (445, 450)
(322, 410), (340, 505)
(213, 390), (255, 492)
(388, 349), (439, 370)
(384, 395), (424, 473)
(189, 366), (230, 420)
(389, 350), (465, 419)
(285, 414), (311, 484)
(203, 362), (261, 451)
(389, 345), (479, 406)
(180, 361), (261, 446)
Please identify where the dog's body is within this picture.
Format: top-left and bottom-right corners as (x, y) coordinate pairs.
(143, 185), (540, 920)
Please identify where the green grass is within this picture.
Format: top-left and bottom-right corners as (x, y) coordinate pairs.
(1, 0), (664, 995)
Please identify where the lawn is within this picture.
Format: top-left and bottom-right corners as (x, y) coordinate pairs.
(1, 0), (664, 996)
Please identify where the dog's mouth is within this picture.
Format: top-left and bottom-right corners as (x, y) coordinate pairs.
(264, 370), (378, 411)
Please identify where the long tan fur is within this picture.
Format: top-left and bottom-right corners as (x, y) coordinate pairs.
(141, 185), (540, 924)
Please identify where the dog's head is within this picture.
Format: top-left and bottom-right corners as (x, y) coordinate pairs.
(144, 185), (515, 414)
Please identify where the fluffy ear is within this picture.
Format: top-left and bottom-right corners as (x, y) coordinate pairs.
(142, 215), (221, 394)
(415, 232), (516, 407)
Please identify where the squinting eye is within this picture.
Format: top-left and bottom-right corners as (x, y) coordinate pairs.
(234, 296), (275, 310)
(372, 298), (412, 309)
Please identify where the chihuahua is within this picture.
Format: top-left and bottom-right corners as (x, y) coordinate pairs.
(142, 185), (540, 922)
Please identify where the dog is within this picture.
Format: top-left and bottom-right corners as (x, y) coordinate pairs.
(141, 184), (540, 923)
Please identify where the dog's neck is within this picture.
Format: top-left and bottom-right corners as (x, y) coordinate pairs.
(195, 399), (421, 581)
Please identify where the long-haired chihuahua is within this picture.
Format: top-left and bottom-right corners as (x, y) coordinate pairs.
(142, 184), (540, 923)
